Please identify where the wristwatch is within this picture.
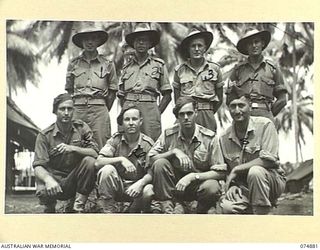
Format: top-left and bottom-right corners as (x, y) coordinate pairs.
(194, 174), (200, 182)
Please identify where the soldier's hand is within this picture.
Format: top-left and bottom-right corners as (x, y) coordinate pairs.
(226, 186), (242, 202)
(121, 157), (137, 174)
(44, 177), (62, 196)
(55, 143), (75, 154)
(126, 180), (143, 198)
(173, 149), (193, 171)
(175, 173), (193, 192)
(224, 170), (237, 192)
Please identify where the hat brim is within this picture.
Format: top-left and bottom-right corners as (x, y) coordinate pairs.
(236, 30), (271, 55)
(125, 30), (160, 49)
(72, 31), (108, 49)
(179, 31), (213, 59)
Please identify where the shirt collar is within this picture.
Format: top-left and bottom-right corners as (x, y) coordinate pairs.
(184, 59), (209, 73)
(229, 117), (255, 143)
(246, 55), (267, 68)
(178, 124), (201, 143)
(121, 133), (143, 155)
(52, 122), (75, 137)
(79, 52), (102, 63)
(132, 54), (151, 67)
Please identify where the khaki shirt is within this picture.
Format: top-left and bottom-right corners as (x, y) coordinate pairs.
(219, 116), (279, 172)
(33, 120), (99, 177)
(148, 124), (226, 172)
(229, 57), (286, 102)
(119, 55), (172, 96)
(66, 53), (118, 98)
(99, 132), (154, 181)
(173, 59), (223, 102)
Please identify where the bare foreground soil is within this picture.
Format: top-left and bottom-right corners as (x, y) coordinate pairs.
(4, 191), (313, 215)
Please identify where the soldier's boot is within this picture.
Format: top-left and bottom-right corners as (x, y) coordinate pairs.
(61, 197), (75, 213)
(252, 205), (272, 215)
(44, 203), (56, 213)
(150, 200), (162, 214)
(73, 193), (88, 213)
(160, 200), (174, 214)
(173, 201), (185, 214)
(97, 198), (118, 213)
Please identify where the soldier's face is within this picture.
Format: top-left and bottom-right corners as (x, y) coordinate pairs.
(229, 97), (251, 122)
(133, 35), (151, 53)
(122, 108), (143, 134)
(56, 100), (74, 124)
(178, 102), (197, 130)
(188, 38), (206, 59)
(247, 37), (265, 56)
(82, 34), (100, 52)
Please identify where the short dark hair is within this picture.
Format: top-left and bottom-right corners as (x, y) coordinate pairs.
(117, 103), (142, 125)
(173, 96), (197, 118)
(52, 93), (73, 114)
(226, 85), (250, 106)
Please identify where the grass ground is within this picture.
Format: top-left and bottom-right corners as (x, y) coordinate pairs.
(5, 191), (313, 215)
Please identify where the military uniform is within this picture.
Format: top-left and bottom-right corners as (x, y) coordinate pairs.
(66, 53), (118, 149)
(148, 124), (226, 212)
(173, 59), (223, 131)
(96, 132), (154, 212)
(118, 55), (172, 141)
(33, 120), (99, 209)
(228, 57), (286, 122)
(218, 116), (286, 214)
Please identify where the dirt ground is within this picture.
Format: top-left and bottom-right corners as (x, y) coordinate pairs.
(4, 191), (313, 215)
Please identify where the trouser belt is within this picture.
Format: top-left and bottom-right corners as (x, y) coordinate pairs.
(125, 93), (157, 102)
(73, 96), (106, 105)
(197, 102), (214, 110)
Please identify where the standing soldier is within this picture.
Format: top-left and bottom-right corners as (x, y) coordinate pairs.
(66, 23), (118, 149)
(173, 28), (224, 132)
(118, 23), (172, 142)
(228, 28), (287, 123)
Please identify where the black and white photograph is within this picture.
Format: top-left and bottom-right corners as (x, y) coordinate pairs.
(5, 20), (314, 216)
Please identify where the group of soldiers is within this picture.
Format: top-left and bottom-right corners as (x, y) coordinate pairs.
(32, 22), (287, 214)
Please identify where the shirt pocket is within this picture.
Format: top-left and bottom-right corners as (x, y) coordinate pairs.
(243, 144), (261, 162)
(259, 76), (274, 97)
(180, 77), (194, 95)
(93, 66), (110, 79)
(193, 150), (209, 171)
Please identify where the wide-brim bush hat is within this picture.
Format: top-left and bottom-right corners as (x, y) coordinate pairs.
(72, 23), (108, 49)
(125, 23), (160, 49)
(179, 28), (213, 59)
(236, 29), (271, 55)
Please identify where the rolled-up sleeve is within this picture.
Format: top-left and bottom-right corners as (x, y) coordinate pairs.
(146, 133), (166, 165)
(32, 133), (49, 169)
(209, 136), (227, 172)
(159, 65), (172, 94)
(99, 137), (116, 157)
(107, 62), (118, 91)
(259, 122), (279, 163)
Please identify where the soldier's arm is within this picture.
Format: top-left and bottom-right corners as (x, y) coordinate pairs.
(158, 90), (172, 114)
(105, 89), (117, 110)
(213, 87), (223, 113)
(34, 166), (62, 196)
(65, 61), (76, 94)
(271, 91), (287, 116)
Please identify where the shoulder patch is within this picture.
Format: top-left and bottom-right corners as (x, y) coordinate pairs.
(199, 126), (216, 137)
(42, 123), (55, 134)
(72, 119), (84, 125)
(111, 132), (122, 139)
(98, 54), (112, 63)
(69, 55), (82, 64)
(152, 57), (165, 65)
(164, 124), (179, 137)
(141, 134), (154, 146)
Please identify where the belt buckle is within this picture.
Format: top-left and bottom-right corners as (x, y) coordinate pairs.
(251, 103), (258, 108)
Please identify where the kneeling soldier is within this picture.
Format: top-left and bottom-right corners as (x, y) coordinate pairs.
(219, 86), (286, 214)
(95, 103), (154, 213)
(33, 94), (98, 213)
(148, 96), (226, 214)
